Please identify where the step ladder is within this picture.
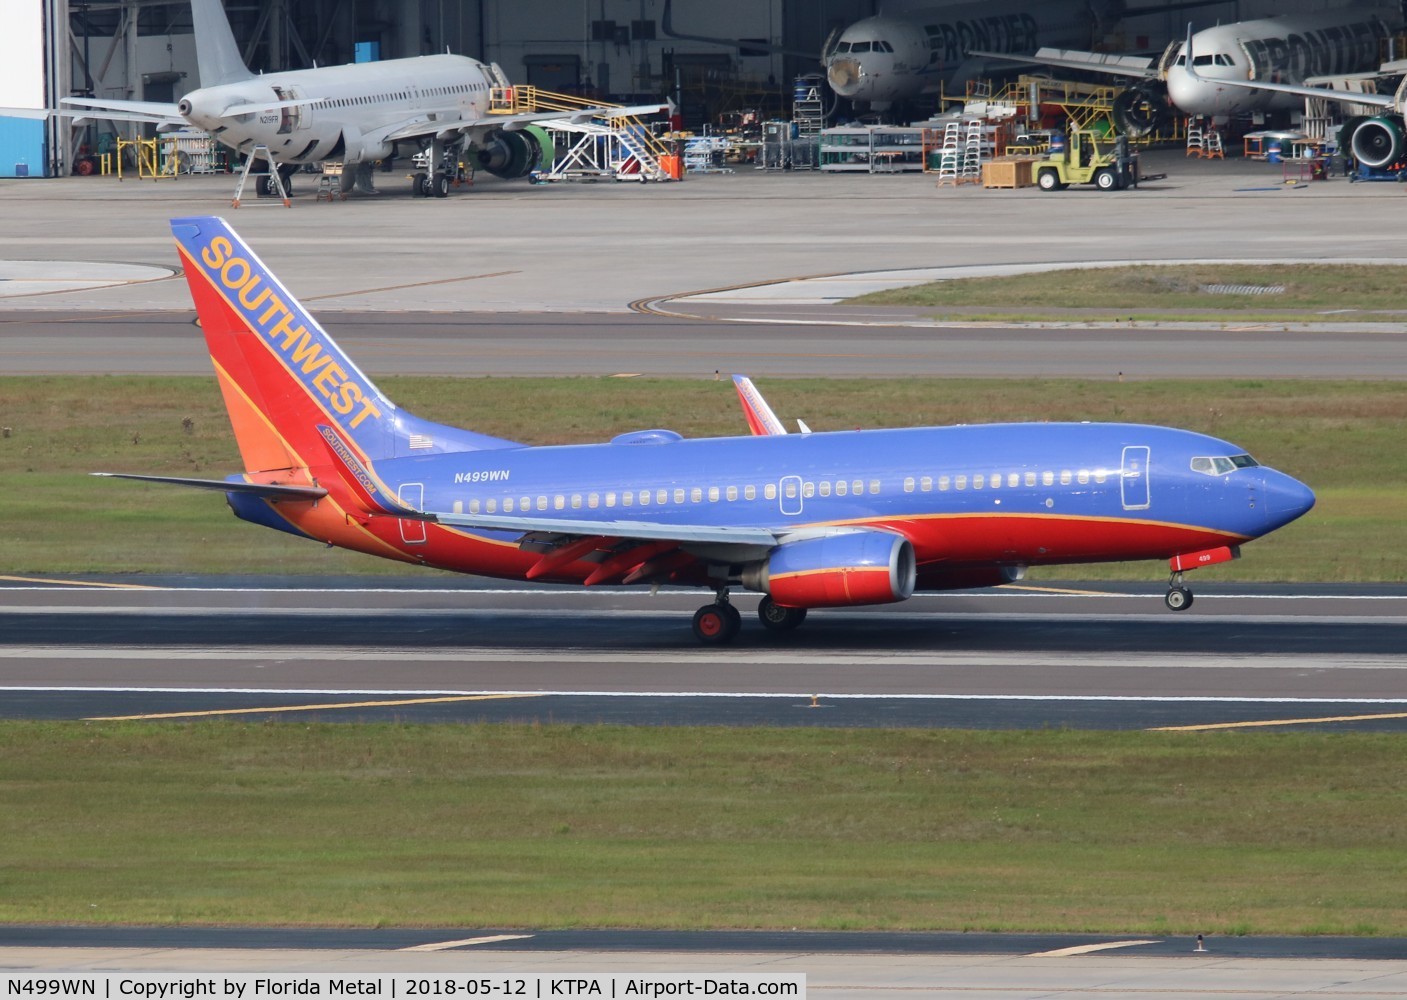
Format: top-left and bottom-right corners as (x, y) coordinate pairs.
(231, 146), (289, 208)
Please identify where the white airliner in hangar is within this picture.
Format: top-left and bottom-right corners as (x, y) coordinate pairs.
(14, 0), (665, 197)
(1180, 27), (1407, 173)
(971, 6), (1402, 135)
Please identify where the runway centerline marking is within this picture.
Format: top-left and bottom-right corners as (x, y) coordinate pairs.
(401, 934), (535, 952)
(1028, 939), (1160, 957)
(1152, 711), (1407, 732)
(86, 692), (540, 721)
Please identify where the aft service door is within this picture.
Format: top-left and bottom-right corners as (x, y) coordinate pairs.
(398, 483), (427, 544)
(1121, 446), (1150, 510)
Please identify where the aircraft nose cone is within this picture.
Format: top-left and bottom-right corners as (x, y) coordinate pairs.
(1261, 470), (1315, 529)
(1164, 68), (1201, 114)
(828, 58), (862, 94)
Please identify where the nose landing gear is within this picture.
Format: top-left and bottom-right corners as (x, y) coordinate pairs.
(1165, 571), (1194, 611)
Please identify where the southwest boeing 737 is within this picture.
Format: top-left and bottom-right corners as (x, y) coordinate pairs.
(98, 217), (1315, 643)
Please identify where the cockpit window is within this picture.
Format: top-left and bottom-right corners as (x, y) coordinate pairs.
(835, 41), (851, 53)
(850, 41), (872, 53)
(874, 40), (893, 53)
(1191, 454), (1259, 475)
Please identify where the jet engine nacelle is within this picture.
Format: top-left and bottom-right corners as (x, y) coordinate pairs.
(334, 124), (393, 165)
(741, 530), (916, 608)
(476, 126), (553, 178)
(1112, 82), (1170, 139)
(1346, 115), (1407, 170)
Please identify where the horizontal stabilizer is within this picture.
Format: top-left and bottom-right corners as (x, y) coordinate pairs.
(220, 97), (326, 118)
(92, 472), (327, 500)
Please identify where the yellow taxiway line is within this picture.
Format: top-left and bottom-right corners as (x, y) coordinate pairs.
(1003, 584), (1125, 597)
(0, 574), (160, 589)
(1153, 712), (1407, 732)
(87, 692), (539, 722)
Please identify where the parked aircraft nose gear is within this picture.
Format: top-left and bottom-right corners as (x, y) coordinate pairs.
(758, 596), (807, 631)
(692, 592), (742, 644)
(1165, 571), (1194, 611)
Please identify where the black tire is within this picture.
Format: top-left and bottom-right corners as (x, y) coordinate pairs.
(1094, 168), (1116, 190)
(411, 172), (428, 197)
(758, 597), (807, 631)
(692, 604), (741, 644)
(433, 172), (450, 198)
(1037, 169), (1060, 191)
(1164, 587), (1193, 611)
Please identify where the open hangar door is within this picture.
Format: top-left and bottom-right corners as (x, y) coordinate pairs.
(0, 0), (68, 177)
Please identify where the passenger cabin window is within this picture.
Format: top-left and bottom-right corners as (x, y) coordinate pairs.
(726, 486), (738, 501)
(765, 484), (778, 500)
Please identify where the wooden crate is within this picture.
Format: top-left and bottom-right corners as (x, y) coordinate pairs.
(981, 158), (1035, 189)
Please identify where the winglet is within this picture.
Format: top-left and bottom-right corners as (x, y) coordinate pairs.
(732, 375), (787, 436)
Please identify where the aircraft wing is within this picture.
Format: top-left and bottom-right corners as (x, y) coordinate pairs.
(967, 47), (1158, 81)
(660, 0), (817, 60)
(430, 509), (780, 548)
(1184, 65), (1394, 108)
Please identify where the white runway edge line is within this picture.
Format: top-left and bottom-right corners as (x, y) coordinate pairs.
(6, 608), (1406, 627)
(1028, 940), (1161, 958)
(2, 585), (1405, 600)
(400, 934), (535, 951)
(1, 648), (1404, 670)
(5, 686), (1407, 705)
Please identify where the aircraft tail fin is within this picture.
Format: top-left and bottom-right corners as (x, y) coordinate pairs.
(169, 215), (519, 479)
(191, 0), (255, 85)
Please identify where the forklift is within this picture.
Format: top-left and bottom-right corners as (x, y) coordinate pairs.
(1035, 130), (1141, 191)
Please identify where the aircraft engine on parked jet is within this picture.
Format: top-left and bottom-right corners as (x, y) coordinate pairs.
(1111, 82), (1171, 139)
(741, 529), (916, 608)
(476, 126), (554, 178)
(1342, 115), (1407, 170)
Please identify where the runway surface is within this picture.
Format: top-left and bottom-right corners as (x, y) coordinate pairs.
(4, 580), (1404, 730)
(2, 308), (1405, 378)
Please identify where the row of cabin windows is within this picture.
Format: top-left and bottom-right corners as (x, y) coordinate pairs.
(456, 478), (884, 516)
(451, 469), (1113, 516)
(903, 468), (1110, 493)
(325, 82), (482, 109)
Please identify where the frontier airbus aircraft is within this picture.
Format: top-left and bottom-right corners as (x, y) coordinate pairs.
(98, 217), (1315, 644)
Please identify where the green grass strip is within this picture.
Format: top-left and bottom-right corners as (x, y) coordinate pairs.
(847, 263), (1407, 320)
(0, 376), (1402, 580)
(2, 722), (1405, 934)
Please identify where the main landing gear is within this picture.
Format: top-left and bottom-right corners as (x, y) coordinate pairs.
(757, 596), (807, 631)
(692, 592), (741, 644)
(692, 592), (810, 643)
(1165, 571), (1194, 611)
